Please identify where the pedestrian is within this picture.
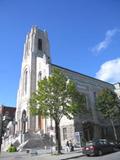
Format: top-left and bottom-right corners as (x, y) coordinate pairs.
(0, 137), (2, 153)
(69, 140), (74, 152)
(66, 140), (70, 152)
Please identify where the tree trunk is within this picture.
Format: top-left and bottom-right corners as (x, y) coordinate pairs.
(110, 119), (118, 142)
(0, 137), (2, 153)
(0, 143), (1, 153)
(55, 120), (61, 154)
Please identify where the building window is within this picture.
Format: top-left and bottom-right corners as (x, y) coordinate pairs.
(38, 39), (42, 50)
(23, 69), (28, 95)
(38, 71), (42, 81)
(93, 92), (96, 99)
(63, 128), (67, 140)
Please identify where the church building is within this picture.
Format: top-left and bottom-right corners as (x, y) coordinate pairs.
(15, 27), (117, 147)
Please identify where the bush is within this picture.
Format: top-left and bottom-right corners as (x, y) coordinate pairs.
(7, 145), (17, 152)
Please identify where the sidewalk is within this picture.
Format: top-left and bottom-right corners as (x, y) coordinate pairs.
(37, 150), (84, 160)
(0, 149), (84, 160)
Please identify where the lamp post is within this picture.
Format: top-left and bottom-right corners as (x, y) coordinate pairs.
(0, 115), (2, 152)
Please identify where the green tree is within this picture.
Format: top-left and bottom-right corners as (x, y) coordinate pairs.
(29, 69), (86, 154)
(96, 88), (120, 141)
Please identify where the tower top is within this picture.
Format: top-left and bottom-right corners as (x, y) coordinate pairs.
(23, 26), (51, 62)
(30, 26), (48, 36)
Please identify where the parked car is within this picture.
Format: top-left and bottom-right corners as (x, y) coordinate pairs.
(109, 141), (120, 151)
(115, 142), (120, 149)
(82, 139), (114, 156)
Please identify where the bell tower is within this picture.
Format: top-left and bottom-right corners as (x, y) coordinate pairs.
(16, 27), (51, 136)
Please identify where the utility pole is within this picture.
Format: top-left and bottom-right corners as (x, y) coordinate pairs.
(0, 114), (3, 153)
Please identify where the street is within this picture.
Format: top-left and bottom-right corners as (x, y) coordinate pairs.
(0, 151), (120, 160)
(70, 151), (120, 160)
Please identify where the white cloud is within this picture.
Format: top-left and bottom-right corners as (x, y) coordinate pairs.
(92, 29), (120, 54)
(96, 58), (120, 83)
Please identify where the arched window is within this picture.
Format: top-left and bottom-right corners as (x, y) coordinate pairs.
(23, 69), (28, 95)
(38, 71), (42, 81)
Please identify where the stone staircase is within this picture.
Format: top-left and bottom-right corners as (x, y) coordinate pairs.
(18, 132), (54, 151)
(2, 131), (54, 151)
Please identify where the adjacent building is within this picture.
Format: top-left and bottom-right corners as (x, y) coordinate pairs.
(0, 105), (16, 148)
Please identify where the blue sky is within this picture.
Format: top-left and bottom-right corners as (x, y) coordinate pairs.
(0, 0), (120, 107)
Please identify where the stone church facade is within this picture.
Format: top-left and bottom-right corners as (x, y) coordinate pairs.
(15, 27), (116, 147)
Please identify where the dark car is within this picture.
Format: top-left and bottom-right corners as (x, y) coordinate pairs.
(110, 141), (120, 151)
(83, 139), (114, 156)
